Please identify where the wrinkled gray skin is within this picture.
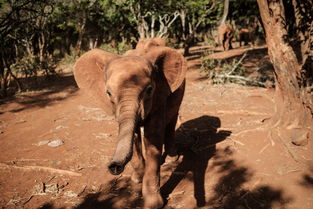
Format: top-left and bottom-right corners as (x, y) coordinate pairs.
(73, 42), (187, 209)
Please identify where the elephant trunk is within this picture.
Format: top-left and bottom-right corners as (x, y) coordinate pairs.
(108, 100), (139, 175)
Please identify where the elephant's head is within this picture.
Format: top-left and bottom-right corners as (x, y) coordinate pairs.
(136, 37), (166, 51)
(124, 38), (166, 56)
(73, 46), (186, 175)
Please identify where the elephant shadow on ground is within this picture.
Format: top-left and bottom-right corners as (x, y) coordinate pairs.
(161, 115), (292, 209)
(161, 115), (231, 207)
(38, 115), (292, 209)
(38, 115), (228, 209)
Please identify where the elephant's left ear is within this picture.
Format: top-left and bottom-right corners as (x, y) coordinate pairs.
(73, 49), (119, 112)
(144, 47), (187, 92)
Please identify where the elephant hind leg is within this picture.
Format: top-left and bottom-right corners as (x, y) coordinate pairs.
(222, 33), (227, 51)
(165, 114), (178, 154)
(161, 82), (185, 164)
(160, 112), (181, 165)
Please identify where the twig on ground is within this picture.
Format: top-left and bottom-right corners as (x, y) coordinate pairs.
(23, 194), (34, 205)
(275, 129), (300, 163)
(259, 143), (270, 154)
(38, 130), (53, 138)
(229, 137), (245, 146)
(227, 52), (247, 76)
(215, 74), (267, 87)
(77, 185), (87, 197)
(0, 163), (82, 177)
(47, 175), (56, 183)
(261, 117), (272, 123)
(217, 110), (271, 116)
(226, 88), (269, 93)
(247, 93), (275, 103)
(268, 129), (275, 146)
(231, 126), (267, 137)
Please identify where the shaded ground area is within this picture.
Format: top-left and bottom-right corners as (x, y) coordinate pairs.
(0, 45), (312, 209)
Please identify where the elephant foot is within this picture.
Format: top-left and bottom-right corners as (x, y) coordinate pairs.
(161, 147), (179, 165)
(167, 146), (178, 157)
(161, 153), (180, 165)
(144, 193), (164, 209)
(165, 155), (180, 164)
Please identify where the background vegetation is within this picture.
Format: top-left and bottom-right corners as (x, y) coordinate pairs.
(0, 0), (260, 97)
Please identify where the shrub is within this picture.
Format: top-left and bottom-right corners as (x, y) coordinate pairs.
(200, 52), (266, 87)
(59, 52), (78, 69)
(99, 39), (132, 55)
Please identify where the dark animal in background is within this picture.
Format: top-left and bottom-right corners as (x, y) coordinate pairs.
(239, 28), (254, 47)
(218, 24), (234, 51)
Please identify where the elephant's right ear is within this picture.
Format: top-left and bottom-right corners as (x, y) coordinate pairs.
(73, 49), (118, 112)
(144, 47), (187, 93)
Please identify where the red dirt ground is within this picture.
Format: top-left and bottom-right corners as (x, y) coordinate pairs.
(0, 45), (312, 209)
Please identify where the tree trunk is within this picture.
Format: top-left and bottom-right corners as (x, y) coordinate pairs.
(38, 31), (45, 63)
(8, 68), (22, 92)
(0, 51), (9, 97)
(257, 0), (313, 145)
(76, 10), (87, 54)
(151, 15), (156, 38)
(220, 0), (229, 26)
(183, 33), (194, 56)
(138, 17), (147, 39)
(156, 12), (179, 38)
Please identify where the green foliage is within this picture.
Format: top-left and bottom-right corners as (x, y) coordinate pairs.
(0, 0), (264, 96)
(229, 0), (260, 25)
(201, 57), (221, 73)
(11, 55), (39, 77)
(99, 38), (132, 54)
(59, 48), (80, 68)
(11, 54), (57, 78)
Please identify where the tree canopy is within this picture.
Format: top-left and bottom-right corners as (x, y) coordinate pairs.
(0, 0), (263, 97)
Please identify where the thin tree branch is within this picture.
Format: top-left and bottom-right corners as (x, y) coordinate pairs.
(227, 52), (248, 75)
(0, 163), (82, 177)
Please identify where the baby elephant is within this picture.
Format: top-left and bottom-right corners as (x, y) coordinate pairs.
(239, 28), (254, 47)
(218, 24), (234, 51)
(73, 41), (187, 209)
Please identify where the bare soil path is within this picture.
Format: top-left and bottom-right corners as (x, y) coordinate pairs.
(0, 45), (312, 209)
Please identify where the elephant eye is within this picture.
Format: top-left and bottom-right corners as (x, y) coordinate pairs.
(145, 85), (153, 96)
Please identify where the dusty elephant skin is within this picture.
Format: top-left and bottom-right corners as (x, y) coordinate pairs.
(73, 41), (187, 209)
(125, 37), (166, 56)
(218, 24), (234, 51)
(136, 38), (166, 51)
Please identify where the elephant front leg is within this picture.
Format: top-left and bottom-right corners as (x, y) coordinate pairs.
(142, 136), (163, 209)
(141, 106), (166, 208)
(131, 126), (145, 183)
